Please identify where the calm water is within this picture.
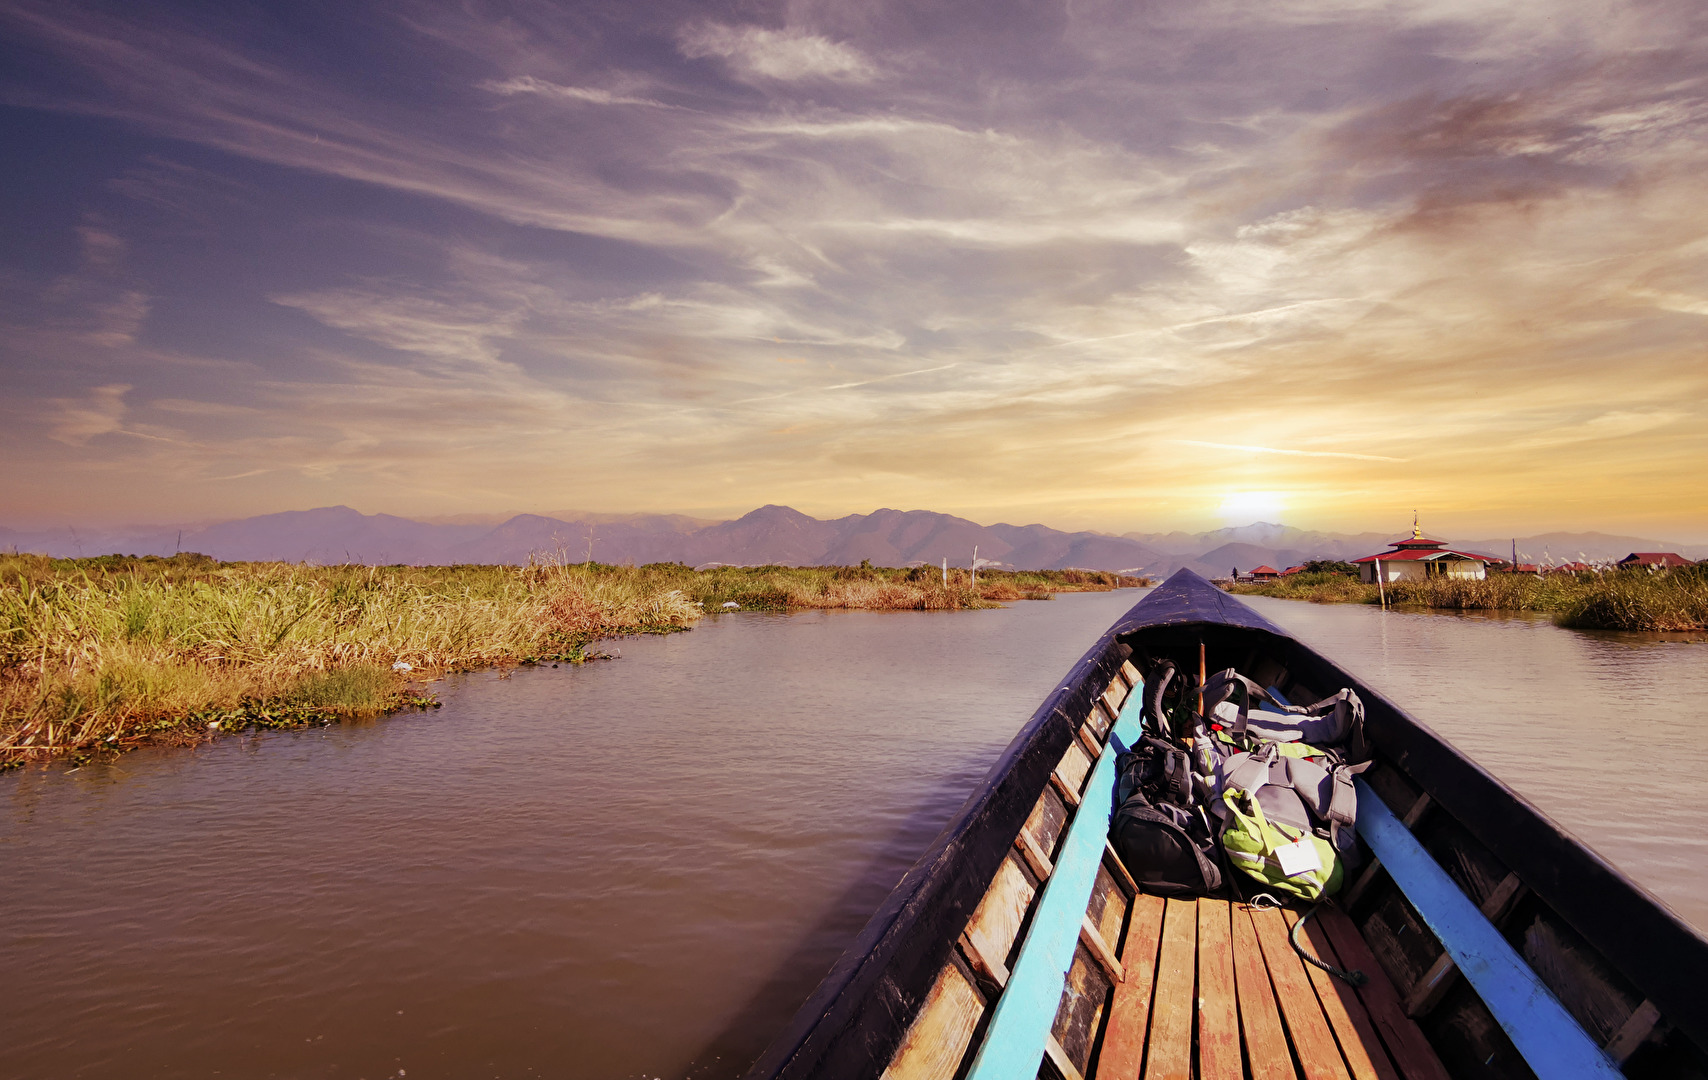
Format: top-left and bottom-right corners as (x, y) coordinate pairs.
(2, 590), (1704, 1079)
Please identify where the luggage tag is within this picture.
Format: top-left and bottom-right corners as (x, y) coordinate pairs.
(1275, 837), (1322, 878)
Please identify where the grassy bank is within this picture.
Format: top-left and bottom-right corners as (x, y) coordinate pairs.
(1, 554), (1144, 765)
(1225, 569), (1708, 631)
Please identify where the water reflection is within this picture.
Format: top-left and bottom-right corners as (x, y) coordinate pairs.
(1240, 596), (1708, 932)
(2, 589), (1702, 1080)
(0, 591), (1147, 1080)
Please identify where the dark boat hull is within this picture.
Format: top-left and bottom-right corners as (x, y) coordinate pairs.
(747, 570), (1708, 1079)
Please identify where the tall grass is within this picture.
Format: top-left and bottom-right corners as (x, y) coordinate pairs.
(681, 564), (1144, 611)
(1225, 567), (1708, 631)
(0, 553), (701, 763)
(0, 554), (1145, 763)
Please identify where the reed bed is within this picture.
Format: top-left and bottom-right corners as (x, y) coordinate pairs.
(0, 554), (1145, 765)
(0, 553), (700, 765)
(1225, 568), (1708, 631)
(684, 564), (1143, 611)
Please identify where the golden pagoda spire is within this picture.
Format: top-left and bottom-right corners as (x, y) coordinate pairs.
(1412, 510), (1421, 539)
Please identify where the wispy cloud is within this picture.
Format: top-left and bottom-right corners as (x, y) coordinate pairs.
(1176, 441), (1409, 463)
(479, 76), (679, 110)
(0, 0), (1704, 535)
(678, 24), (876, 83)
(734, 363), (961, 404)
(48, 384), (130, 445)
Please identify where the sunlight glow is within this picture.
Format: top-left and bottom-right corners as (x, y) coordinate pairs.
(1217, 491), (1287, 523)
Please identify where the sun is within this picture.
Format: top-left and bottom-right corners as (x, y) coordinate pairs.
(1216, 491), (1287, 524)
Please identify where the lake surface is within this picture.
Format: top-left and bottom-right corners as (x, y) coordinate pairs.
(3, 589), (1704, 1079)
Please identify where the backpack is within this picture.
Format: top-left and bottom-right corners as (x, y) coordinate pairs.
(1200, 668), (1371, 765)
(1110, 661), (1370, 901)
(1220, 784), (1344, 901)
(1115, 734), (1194, 807)
(1110, 736), (1224, 898)
(1213, 728), (1371, 899)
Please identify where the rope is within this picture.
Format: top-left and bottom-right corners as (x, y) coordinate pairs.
(1292, 903), (1368, 986)
(1247, 895), (1368, 986)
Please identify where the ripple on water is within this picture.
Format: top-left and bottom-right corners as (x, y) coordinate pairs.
(3, 588), (1704, 1079)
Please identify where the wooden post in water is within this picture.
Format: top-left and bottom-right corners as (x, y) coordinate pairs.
(1375, 558), (1387, 610)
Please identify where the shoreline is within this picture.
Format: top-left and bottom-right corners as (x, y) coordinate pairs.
(0, 553), (1147, 767)
(1222, 569), (1708, 632)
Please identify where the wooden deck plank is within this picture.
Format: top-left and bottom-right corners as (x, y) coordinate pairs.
(879, 963), (985, 1080)
(1313, 905), (1451, 1080)
(1196, 898), (1242, 1080)
(1283, 909), (1402, 1080)
(1142, 898), (1197, 1080)
(1233, 903), (1296, 1080)
(1252, 905), (1352, 1080)
(1095, 892), (1165, 1080)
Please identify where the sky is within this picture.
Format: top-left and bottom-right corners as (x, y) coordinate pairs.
(2, 0), (1705, 540)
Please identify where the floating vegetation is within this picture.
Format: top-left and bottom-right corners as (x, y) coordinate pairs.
(1224, 566), (1708, 632)
(0, 553), (1146, 765)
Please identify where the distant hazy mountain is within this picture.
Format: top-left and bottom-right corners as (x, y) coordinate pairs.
(1455, 532), (1708, 565)
(1126, 522), (1707, 576)
(0, 504), (1163, 572)
(3, 508), (1700, 571)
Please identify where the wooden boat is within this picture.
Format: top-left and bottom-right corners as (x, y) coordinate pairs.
(745, 569), (1708, 1080)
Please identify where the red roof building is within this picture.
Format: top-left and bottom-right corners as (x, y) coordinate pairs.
(1351, 516), (1492, 584)
(1281, 565), (1305, 576)
(1618, 552), (1692, 569)
(1249, 565), (1280, 581)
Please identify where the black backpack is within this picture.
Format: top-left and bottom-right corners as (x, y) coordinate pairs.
(1110, 736), (1224, 898)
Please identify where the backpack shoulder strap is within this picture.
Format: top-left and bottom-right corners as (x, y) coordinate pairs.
(1325, 759), (1373, 862)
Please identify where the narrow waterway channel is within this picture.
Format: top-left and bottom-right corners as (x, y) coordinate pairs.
(2, 589), (1703, 1080)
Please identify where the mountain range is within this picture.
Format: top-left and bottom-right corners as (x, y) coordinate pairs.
(2, 506), (1702, 575)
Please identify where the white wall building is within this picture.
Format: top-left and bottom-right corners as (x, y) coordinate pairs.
(1353, 524), (1490, 583)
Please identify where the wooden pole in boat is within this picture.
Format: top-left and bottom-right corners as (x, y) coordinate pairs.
(1197, 641), (1206, 717)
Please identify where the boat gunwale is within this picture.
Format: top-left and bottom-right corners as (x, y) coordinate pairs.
(1125, 570), (1708, 1056)
(741, 610), (1134, 1080)
(747, 571), (1708, 1078)
(1268, 629), (1708, 1055)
